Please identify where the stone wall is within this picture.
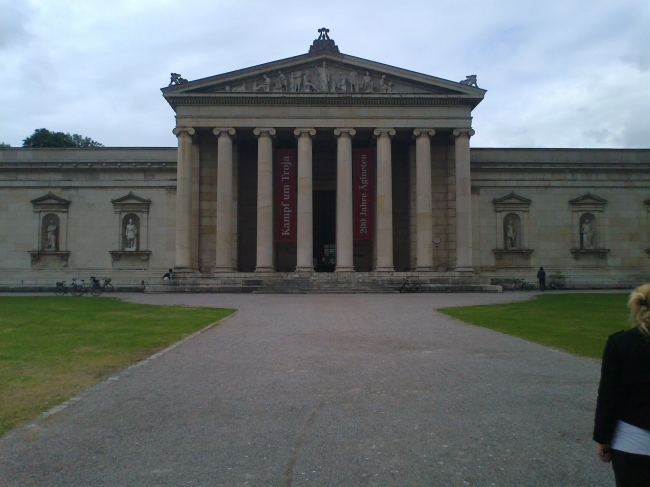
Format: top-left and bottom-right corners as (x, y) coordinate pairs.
(2, 146), (650, 290)
(0, 148), (177, 288)
(471, 149), (650, 288)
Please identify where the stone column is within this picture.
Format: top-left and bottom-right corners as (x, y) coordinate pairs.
(413, 129), (435, 271)
(334, 128), (356, 273)
(213, 128), (236, 273)
(373, 128), (396, 272)
(172, 126), (195, 273)
(294, 128), (316, 273)
(253, 128), (276, 272)
(452, 128), (475, 271)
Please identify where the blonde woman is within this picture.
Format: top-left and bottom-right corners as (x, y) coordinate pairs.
(594, 284), (650, 486)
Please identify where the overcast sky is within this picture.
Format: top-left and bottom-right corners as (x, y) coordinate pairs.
(1, 0), (648, 148)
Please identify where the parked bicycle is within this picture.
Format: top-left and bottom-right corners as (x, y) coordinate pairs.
(97, 277), (114, 293)
(399, 277), (422, 293)
(511, 278), (534, 291)
(72, 276), (103, 296)
(54, 280), (74, 296)
(139, 280), (149, 293)
(548, 281), (566, 290)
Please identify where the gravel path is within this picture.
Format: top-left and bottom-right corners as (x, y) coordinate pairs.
(0, 292), (614, 486)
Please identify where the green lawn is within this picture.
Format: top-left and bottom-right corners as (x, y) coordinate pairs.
(0, 297), (234, 437)
(438, 293), (631, 359)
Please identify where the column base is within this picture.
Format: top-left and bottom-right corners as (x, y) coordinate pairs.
(335, 266), (355, 273)
(254, 266), (275, 273)
(172, 266), (201, 278)
(374, 266), (394, 273)
(213, 266), (235, 274)
(454, 266), (476, 272)
(415, 266), (435, 272)
(295, 267), (314, 274)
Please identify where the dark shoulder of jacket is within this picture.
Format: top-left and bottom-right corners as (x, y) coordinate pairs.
(617, 327), (650, 383)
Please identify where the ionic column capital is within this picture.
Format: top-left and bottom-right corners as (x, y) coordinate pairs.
(213, 128), (236, 137)
(373, 128), (396, 139)
(452, 128), (475, 138)
(294, 128), (316, 138)
(413, 128), (436, 139)
(253, 127), (276, 138)
(333, 128), (356, 138)
(173, 127), (195, 137)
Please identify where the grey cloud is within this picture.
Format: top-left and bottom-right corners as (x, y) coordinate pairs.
(0, 0), (32, 50)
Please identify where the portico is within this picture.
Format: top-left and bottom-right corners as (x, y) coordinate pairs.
(163, 31), (484, 280)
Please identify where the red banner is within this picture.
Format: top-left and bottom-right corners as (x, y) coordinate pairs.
(275, 149), (297, 242)
(353, 148), (374, 240)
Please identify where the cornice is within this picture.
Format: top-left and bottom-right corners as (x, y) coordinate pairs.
(165, 94), (479, 108)
(0, 162), (176, 173)
(470, 162), (650, 173)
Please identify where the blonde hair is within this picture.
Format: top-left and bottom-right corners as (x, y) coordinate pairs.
(628, 283), (650, 337)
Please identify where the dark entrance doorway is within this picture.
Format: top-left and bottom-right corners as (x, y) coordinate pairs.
(313, 190), (336, 272)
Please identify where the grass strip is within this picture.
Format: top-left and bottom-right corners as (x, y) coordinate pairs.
(438, 293), (631, 359)
(0, 297), (234, 437)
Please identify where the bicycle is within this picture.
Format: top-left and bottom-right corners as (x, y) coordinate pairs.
(97, 277), (113, 293)
(54, 280), (73, 296)
(399, 277), (422, 293)
(511, 278), (534, 291)
(139, 280), (149, 293)
(72, 277), (103, 296)
(72, 278), (89, 296)
(548, 281), (566, 290)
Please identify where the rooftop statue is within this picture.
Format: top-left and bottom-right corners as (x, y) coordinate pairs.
(460, 75), (478, 88)
(309, 27), (340, 54)
(169, 73), (188, 86)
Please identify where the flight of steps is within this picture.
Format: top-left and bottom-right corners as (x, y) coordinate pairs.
(254, 276), (397, 294)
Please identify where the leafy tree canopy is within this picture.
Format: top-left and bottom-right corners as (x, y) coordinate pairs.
(0, 142), (10, 148)
(22, 129), (104, 148)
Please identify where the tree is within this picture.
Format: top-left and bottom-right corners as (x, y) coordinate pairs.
(22, 129), (104, 148)
(0, 142), (10, 148)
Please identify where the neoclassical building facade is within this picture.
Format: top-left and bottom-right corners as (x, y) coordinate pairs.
(1, 33), (649, 291)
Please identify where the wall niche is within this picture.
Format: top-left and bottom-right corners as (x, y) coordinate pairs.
(492, 192), (533, 265)
(28, 192), (71, 267)
(109, 192), (152, 267)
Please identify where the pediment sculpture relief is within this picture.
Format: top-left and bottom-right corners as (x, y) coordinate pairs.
(221, 63), (400, 94)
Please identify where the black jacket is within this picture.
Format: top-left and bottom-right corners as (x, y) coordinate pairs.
(537, 270), (546, 280)
(593, 327), (650, 444)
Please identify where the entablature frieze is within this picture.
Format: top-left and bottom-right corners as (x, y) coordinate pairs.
(165, 94), (479, 109)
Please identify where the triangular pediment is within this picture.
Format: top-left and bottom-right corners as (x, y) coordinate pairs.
(111, 192), (151, 212)
(162, 50), (485, 102)
(111, 191), (151, 204)
(31, 192), (70, 211)
(493, 192), (532, 205)
(569, 193), (607, 206)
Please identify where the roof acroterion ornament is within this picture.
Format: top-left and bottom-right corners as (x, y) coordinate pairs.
(309, 27), (340, 54)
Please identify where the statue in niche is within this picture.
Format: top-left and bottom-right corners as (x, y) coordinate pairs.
(273, 70), (287, 92)
(362, 72), (374, 92)
(231, 82), (247, 92)
(505, 220), (516, 249)
(289, 71), (302, 92)
(581, 218), (594, 249)
(316, 62), (330, 93)
(348, 71), (359, 92)
(335, 72), (347, 93)
(46, 220), (57, 251)
(460, 75), (479, 87)
(253, 74), (271, 92)
(125, 219), (138, 251)
(303, 72), (319, 92)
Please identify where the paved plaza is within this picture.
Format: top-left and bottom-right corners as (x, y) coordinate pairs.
(0, 293), (614, 486)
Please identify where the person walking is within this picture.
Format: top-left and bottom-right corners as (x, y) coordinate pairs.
(594, 284), (650, 486)
(536, 267), (546, 291)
